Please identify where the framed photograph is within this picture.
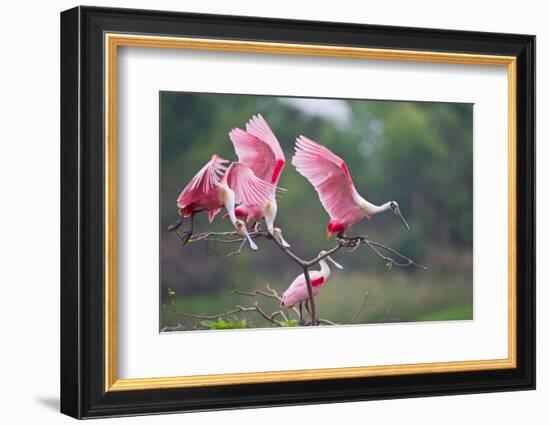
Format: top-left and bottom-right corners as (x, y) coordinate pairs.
(60, 6), (535, 419)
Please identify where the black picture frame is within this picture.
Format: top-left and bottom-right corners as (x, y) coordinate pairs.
(61, 5), (535, 419)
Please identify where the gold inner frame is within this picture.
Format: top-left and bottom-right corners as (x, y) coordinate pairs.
(104, 33), (517, 392)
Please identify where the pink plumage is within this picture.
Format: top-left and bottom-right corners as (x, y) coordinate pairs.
(292, 135), (366, 238)
(235, 113), (285, 184)
(177, 155), (274, 222)
(229, 114), (285, 185)
(227, 115), (290, 247)
(223, 162), (275, 208)
(174, 154), (275, 250)
(177, 154), (228, 220)
(280, 271), (325, 308)
(280, 251), (342, 309)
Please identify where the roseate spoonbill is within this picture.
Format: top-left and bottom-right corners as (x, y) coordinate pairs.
(280, 251), (343, 313)
(228, 114), (290, 248)
(292, 135), (409, 239)
(169, 154), (274, 250)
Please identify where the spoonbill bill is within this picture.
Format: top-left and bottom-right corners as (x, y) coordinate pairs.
(280, 250), (343, 310)
(292, 135), (409, 239)
(170, 154), (274, 250)
(228, 114), (290, 247)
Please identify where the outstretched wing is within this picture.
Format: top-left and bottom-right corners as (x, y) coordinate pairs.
(291, 135), (363, 222)
(229, 114), (285, 184)
(177, 154), (228, 209)
(225, 162), (275, 207)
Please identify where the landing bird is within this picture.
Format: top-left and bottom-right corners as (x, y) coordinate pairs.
(292, 136), (409, 239)
(170, 154), (275, 250)
(280, 250), (343, 309)
(228, 114), (290, 248)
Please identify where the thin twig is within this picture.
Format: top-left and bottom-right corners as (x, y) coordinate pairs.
(161, 324), (187, 332)
(364, 239), (427, 269)
(171, 225), (425, 326)
(218, 239), (247, 258)
(229, 283), (301, 319)
(377, 289), (397, 323)
(229, 284), (279, 301)
(172, 304), (284, 326)
(350, 286), (372, 323)
(173, 308), (243, 321)
(317, 318), (339, 326)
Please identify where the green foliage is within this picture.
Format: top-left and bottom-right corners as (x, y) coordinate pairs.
(279, 319), (299, 327)
(200, 317), (248, 330)
(415, 304), (473, 322)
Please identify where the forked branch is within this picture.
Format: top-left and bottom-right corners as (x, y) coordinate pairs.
(170, 225), (425, 327)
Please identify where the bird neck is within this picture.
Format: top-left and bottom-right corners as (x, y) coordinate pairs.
(226, 209), (237, 227)
(219, 186), (237, 226)
(361, 199), (391, 216)
(318, 259), (331, 278)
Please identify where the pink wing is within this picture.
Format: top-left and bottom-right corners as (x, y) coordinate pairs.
(177, 154), (228, 209)
(229, 114), (285, 184)
(292, 135), (363, 222)
(224, 162), (275, 207)
(281, 271), (324, 307)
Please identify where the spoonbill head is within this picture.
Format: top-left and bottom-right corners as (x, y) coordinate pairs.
(214, 182), (259, 250)
(388, 201), (410, 230)
(292, 135), (409, 239)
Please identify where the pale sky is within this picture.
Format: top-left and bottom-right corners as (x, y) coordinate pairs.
(278, 97), (352, 128)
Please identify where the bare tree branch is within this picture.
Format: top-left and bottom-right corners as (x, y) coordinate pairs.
(172, 303), (285, 326)
(173, 307), (244, 321)
(301, 268), (317, 325)
(167, 283), (344, 330)
(217, 239), (247, 258)
(228, 283), (300, 322)
(170, 225), (425, 326)
(317, 318), (339, 326)
(161, 324), (187, 332)
(363, 239), (427, 269)
(228, 283), (279, 302)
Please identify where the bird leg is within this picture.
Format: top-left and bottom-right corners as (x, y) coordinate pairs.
(299, 302), (304, 324)
(167, 215), (183, 232)
(264, 204), (290, 248)
(175, 214), (194, 246)
(272, 228), (291, 249)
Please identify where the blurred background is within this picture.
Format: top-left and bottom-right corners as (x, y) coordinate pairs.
(159, 92), (473, 331)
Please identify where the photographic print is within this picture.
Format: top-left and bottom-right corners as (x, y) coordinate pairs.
(160, 92), (473, 331)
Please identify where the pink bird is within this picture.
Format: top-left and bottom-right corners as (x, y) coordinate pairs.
(228, 114), (290, 247)
(280, 250), (343, 310)
(292, 135), (409, 239)
(169, 154), (275, 250)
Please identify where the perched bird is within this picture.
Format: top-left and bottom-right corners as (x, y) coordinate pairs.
(228, 114), (290, 247)
(169, 154), (275, 250)
(280, 250), (343, 309)
(292, 135), (409, 239)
